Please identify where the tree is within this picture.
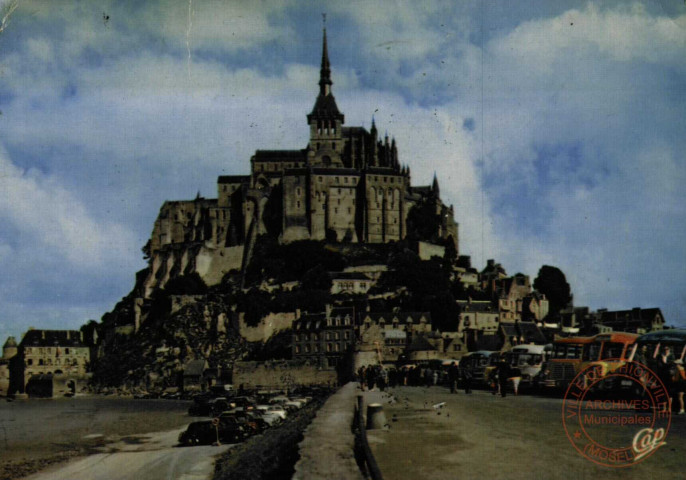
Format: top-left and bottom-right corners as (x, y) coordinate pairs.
(533, 265), (572, 317)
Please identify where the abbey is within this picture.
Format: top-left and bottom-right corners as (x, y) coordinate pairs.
(147, 29), (458, 276)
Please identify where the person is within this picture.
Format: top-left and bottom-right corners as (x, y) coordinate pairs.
(487, 367), (499, 395)
(509, 361), (522, 396)
(655, 345), (675, 412)
(496, 355), (511, 398)
(460, 363), (473, 394)
(448, 362), (459, 394)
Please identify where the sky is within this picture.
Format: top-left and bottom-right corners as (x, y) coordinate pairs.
(0, 0), (685, 342)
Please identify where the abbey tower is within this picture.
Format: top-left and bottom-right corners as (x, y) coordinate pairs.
(144, 27), (459, 293)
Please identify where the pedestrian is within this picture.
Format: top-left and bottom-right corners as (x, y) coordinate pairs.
(655, 345), (675, 411)
(448, 362), (459, 394)
(496, 355), (511, 398)
(425, 367), (433, 388)
(379, 368), (388, 392)
(461, 364), (473, 394)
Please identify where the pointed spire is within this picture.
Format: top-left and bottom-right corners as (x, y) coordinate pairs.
(432, 172), (440, 197)
(307, 18), (343, 125)
(319, 17), (332, 97)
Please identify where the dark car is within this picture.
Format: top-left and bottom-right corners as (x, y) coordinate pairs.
(217, 413), (258, 437)
(178, 421), (218, 446)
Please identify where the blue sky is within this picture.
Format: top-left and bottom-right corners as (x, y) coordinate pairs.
(0, 0), (685, 341)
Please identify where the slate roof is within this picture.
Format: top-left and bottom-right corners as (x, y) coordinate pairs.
(407, 335), (437, 352)
(20, 330), (85, 348)
(458, 301), (497, 313)
(183, 359), (208, 377)
(252, 150), (307, 162)
(217, 175), (250, 184)
(500, 322), (547, 344)
(308, 94), (344, 121)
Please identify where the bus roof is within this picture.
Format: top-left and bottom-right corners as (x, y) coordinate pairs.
(637, 329), (686, 345)
(591, 332), (639, 344)
(553, 336), (594, 345)
(510, 344), (546, 354)
(462, 350), (498, 358)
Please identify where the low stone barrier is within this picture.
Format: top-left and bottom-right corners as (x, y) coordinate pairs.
(293, 382), (364, 480)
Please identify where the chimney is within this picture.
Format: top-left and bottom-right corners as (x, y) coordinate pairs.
(67, 331), (70, 340)
(41, 331), (46, 340)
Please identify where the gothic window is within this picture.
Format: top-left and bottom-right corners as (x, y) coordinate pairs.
(305, 345), (311, 353)
(332, 142), (336, 149)
(295, 345), (301, 354)
(296, 187), (301, 196)
(27, 359), (33, 366)
(344, 177), (348, 183)
(348, 208), (351, 214)
(297, 201), (301, 208)
(327, 343), (332, 352)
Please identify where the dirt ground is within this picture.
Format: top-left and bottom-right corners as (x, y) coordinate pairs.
(367, 386), (686, 480)
(0, 396), (192, 480)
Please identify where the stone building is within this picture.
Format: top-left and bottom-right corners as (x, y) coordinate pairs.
(0, 337), (18, 396)
(143, 28), (459, 294)
(6, 329), (91, 395)
(291, 307), (356, 368)
(596, 308), (665, 334)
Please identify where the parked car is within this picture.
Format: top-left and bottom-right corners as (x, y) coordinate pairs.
(217, 412), (259, 437)
(178, 421), (217, 446)
(266, 405), (288, 421)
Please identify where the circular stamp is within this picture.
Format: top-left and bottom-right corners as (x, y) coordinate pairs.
(562, 360), (671, 467)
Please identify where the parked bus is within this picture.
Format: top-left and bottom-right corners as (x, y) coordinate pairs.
(459, 351), (499, 385)
(577, 332), (640, 391)
(538, 336), (594, 390)
(506, 344), (547, 388)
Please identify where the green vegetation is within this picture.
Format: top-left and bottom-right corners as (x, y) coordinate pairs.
(534, 265), (572, 318)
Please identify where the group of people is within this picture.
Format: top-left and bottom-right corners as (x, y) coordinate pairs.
(357, 364), (449, 391)
(635, 343), (686, 415)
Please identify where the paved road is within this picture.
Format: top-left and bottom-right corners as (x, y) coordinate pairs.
(366, 386), (686, 480)
(0, 396), (226, 480)
(24, 427), (231, 480)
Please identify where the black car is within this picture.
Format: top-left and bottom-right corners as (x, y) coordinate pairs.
(178, 419), (247, 446)
(178, 421), (218, 446)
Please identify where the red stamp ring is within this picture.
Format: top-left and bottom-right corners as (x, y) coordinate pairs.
(562, 360), (671, 467)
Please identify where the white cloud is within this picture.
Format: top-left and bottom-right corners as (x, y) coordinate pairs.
(0, 145), (139, 268)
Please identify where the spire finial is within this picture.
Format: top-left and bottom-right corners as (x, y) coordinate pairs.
(319, 15), (332, 96)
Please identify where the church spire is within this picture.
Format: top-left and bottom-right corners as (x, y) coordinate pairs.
(307, 18), (344, 125)
(319, 20), (332, 97)
(432, 172), (440, 197)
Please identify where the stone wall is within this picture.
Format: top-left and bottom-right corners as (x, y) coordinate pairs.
(293, 382), (363, 480)
(233, 360), (337, 390)
(238, 312), (297, 343)
(417, 241), (445, 260)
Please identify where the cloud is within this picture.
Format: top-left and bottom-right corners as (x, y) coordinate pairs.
(0, 143), (139, 267)
(1, 0), (685, 342)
